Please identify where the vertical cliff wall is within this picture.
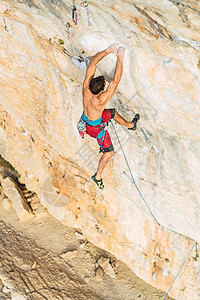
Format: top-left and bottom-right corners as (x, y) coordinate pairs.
(1, 0), (200, 298)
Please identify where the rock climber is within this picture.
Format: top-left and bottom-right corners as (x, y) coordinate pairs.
(80, 43), (139, 189)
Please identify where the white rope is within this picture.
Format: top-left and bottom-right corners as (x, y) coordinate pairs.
(110, 120), (198, 299)
(163, 242), (196, 299)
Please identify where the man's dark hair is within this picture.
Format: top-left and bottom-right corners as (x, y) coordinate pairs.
(89, 76), (105, 95)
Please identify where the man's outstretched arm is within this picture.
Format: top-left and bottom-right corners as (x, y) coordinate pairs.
(99, 46), (125, 105)
(83, 43), (119, 89)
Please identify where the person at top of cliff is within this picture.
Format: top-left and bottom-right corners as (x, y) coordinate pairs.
(80, 43), (139, 189)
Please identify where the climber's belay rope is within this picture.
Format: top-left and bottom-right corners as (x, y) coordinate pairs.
(110, 120), (198, 241)
(163, 241), (196, 300)
(110, 120), (197, 299)
(111, 121), (159, 225)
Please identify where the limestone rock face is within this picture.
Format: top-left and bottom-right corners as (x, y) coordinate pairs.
(2, 177), (33, 220)
(0, 0), (200, 298)
(98, 257), (116, 279)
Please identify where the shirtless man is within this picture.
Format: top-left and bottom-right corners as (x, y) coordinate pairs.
(82, 43), (138, 189)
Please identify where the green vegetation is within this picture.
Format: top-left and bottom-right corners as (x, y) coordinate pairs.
(0, 154), (14, 170)
(58, 39), (64, 45)
(193, 257), (197, 261)
(193, 253), (199, 261)
(165, 258), (169, 262)
(0, 154), (21, 177)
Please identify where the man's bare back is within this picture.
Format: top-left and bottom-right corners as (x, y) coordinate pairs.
(82, 44), (125, 121)
(83, 90), (105, 120)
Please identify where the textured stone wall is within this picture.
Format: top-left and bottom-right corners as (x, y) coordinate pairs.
(1, 0), (200, 298)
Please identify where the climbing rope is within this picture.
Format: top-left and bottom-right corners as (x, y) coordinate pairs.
(72, 0), (78, 25)
(110, 120), (198, 299)
(111, 120), (161, 225)
(163, 242), (196, 299)
(84, 0), (91, 26)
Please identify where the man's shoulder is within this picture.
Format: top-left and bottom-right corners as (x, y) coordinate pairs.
(98, 91), (111, 103)
(83, 86), (103, 102)
(83, 90), (96, 104)
(82, 84), (91, 96)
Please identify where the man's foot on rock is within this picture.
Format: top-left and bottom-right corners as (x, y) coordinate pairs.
(91, 173), (104, 190)
(128, 114), (140, 131)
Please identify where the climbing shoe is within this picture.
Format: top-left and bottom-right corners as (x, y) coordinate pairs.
(128, 113), (140, 131)
(91, 173), (104, 190)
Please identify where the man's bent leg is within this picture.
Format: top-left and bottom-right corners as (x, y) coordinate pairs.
(113, 110), (133, 128)
(96, 151), (114, 180)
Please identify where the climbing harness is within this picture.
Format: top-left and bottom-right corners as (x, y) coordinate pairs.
(3, 17), (9, 32)
(96, 123), (106, 148)
(72, 0), (78, 25)
(66, 22), (74, 52)
(82, 113), (102, 126)
(110, 120), (198, 299)
(81, 113), (106, 148)
(84, 0), (91, 26)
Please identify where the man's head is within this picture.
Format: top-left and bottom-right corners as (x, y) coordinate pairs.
(89, 76), (105, 95)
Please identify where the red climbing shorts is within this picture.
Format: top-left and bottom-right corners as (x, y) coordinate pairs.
(86, 108), (116, 152)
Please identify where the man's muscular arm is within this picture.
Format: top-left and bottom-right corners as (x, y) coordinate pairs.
(83, 43), (119, 90)
(99, 46), (125, 105)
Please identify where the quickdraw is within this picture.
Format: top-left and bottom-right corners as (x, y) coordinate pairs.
(84, 1), (90, 26)
(3, 17), (9, 32)
(72, 0), (77, 25)
(66, 22), (74, 52)
(81, 50), (90, 68)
